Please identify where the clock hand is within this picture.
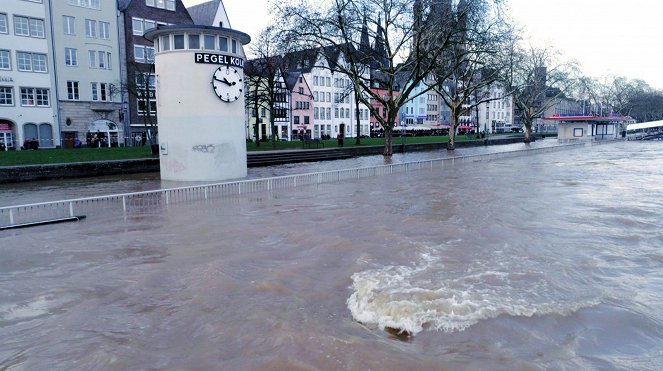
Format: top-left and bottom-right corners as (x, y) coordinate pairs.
(213, 76), (233, 86)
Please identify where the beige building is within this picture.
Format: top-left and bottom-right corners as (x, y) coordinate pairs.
(50, 0), (122, 147)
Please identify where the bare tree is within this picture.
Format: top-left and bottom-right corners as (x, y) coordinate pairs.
(274, 0), (502, 156)
(500, 42), (579, 142)
(245, 26), (289, 148)
(119, 60), (158, 150)
(432, 0), (511, 150)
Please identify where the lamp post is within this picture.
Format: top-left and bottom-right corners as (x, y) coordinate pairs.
(121, 101), (129, 146)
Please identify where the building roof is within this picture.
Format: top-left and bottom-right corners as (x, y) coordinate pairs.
(543, 115), (629, 122)
(627, 120), (663, 131)
(284, 71), (301, 91)
(187, 0), (222, 26)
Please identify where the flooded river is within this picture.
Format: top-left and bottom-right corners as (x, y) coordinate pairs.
(1, 141), (663, 370)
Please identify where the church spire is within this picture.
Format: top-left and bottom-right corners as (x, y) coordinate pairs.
(373, 15), (388, 69)
(359, 15), (371, 55)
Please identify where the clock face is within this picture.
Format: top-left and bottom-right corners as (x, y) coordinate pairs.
(212, 66), (243, 102)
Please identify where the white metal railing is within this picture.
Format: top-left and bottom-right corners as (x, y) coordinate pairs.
(0, 142), (588, 228)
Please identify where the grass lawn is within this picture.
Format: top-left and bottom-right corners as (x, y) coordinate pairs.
(0, 134), (499, 166)
(0, 146), (154, 166)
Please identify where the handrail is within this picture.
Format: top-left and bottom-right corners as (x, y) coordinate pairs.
(0, 142), (587, 228)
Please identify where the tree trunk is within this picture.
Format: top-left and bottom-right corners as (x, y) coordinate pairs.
(355, 90), (361, 145)
(447, 105), (459, 151)
(253, 97), (260, 147)
(383, 127), (393, 156)
(523, 121), (533, 143)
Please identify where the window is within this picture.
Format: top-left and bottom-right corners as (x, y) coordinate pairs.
(161, 35), (170, 51)
(188, 34), (200, 49)
(219, 37), (228, 51)
(144, 48), (153, 63)
(85, 19), (96, 38)
(232, 39), (237, 53)
(132, 18), (143, 36)
(148, 0), (175, 10)
(17, 52), (32, 71)
(134, 46), (145, 63)
(63, 16), (75, 35)
(88, 50), (97, 68)
(14, 16), (45, 38)
(298, 87), (304, 94)
(203, 34), (215, 50)
(0, 13), (7, 34)
(91, 83), (111, 102)
(20, 88), (50, 107)
(65, 48), (77, 66)
(99, 21), (110, 39)
(143, 19), (156, 34)
(136, 74), (156, 115)
(69, 0), (100, 9)
(314, 107), (319, 119)
(14, 16), (30, 36)
(0, 50), (10, 70)
(334, 108), (339, 118)
(97, 51), (106, 69)
(67, 81), (79, 100)
(0, 87), (13, 105)
(326, 108), (331, 120)
(16, 52), (47, 72)
(173, 34), (184, 49)
(29, 17), (44, 37)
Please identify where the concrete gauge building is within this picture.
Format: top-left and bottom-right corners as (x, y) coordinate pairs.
(144, 25), (250, 181)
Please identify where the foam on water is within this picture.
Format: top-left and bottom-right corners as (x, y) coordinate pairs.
(347, 247), (603, 335)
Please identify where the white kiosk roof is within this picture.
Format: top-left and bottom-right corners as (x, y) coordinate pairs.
(627, 120), (663, 131)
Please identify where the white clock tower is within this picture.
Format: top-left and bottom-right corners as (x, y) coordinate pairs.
(144, 25), (250, 182)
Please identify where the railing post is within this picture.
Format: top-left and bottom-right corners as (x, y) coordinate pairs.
(69, 202), (74, 217)
(9, 209), (13, 225)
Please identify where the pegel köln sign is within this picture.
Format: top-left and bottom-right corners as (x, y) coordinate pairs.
(194, 53), (244, 68)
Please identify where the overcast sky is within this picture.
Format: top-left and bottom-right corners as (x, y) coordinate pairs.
(182, 0), (663, 89)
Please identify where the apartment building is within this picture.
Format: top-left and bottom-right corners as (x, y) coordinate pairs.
(119, 0), (194, 145)
(49, 0), (122, 147)
(0, 0), (58, 150)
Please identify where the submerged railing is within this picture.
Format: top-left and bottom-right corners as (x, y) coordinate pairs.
(0, 143), (587, 229)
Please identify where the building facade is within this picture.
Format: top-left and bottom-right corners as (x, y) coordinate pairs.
(50, 0), (123, 148)
(1, 0), (58, 150)
(476, 83), (514, 133)
(119, 0), (194, 146)
(286, 71), (313, 140)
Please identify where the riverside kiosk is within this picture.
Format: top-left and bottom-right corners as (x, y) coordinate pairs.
(144, 25), (251, 181)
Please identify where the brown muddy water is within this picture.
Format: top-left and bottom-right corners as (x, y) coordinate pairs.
(1, 141), (663, 370)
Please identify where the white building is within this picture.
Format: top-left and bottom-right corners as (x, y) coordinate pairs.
(50, 0), (122, 147)
(0, 0), (58, 150)
(307, 51), (370, 139)
(476, 83), (513, 133)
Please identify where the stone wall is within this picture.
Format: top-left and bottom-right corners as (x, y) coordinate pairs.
(0, 158), (159, 184)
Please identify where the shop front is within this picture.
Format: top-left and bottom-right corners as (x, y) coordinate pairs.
(0, 121), (14, 151)
(87, 120), (120, 148)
